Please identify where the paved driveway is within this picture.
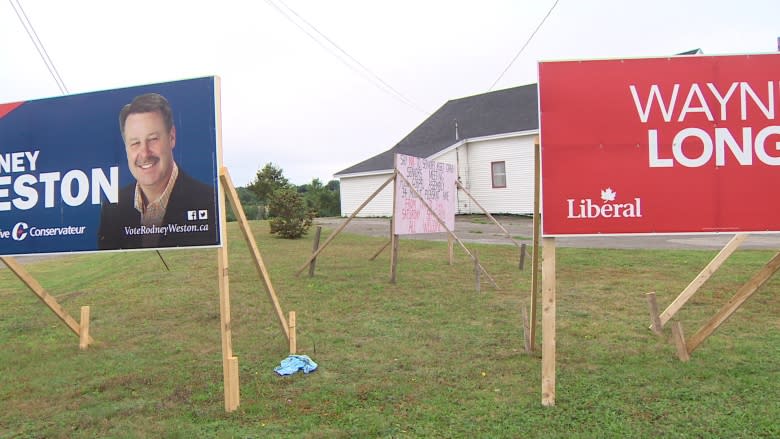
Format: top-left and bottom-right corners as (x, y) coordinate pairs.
(315, 216), (780, 250)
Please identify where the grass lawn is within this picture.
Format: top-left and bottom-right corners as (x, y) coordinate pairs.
(1, 220), (778, 438)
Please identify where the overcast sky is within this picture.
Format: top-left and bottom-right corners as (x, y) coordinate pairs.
(1, 0), (778, 186)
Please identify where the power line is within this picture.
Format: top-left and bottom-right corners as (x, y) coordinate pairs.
(9, 0), (69, 94)
(265, 0), (430, 115)
(8, 0), (174, 269)
(489, 0), (560, 91)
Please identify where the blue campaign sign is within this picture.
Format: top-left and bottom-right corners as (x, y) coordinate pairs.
(0, 77), (222, 256)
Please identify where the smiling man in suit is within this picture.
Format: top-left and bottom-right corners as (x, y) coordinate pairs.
(97, 93), (217, 249)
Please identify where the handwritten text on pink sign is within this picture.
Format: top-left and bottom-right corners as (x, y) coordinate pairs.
(393, 153), (456, 235)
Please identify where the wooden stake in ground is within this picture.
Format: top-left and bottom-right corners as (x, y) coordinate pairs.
(79, 306), (91, 350)
(308, 226), (322, 277)
(646, 292), (663, 335)
(289, 311), (297, 355)
(671, 321), (690, 362)
(79, 306), (89, 351)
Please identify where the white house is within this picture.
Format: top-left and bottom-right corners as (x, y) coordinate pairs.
(335, 83), (539, 217)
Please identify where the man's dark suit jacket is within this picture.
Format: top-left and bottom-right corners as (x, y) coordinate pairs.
(97, 170), (219, 250)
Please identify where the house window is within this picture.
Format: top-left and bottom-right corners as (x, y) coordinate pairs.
(491, 161), (506, 188)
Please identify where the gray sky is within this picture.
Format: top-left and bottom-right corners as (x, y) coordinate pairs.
(1, 0), (778, 186)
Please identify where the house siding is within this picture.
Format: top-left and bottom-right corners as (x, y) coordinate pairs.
(339, 173), (395, 217)
(457, 134), (535, 215)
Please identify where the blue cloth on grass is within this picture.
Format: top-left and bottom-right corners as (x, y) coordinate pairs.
(274, 355), (318, 376)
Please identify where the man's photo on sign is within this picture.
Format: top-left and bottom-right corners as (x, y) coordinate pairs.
(97, 93), (217, 249)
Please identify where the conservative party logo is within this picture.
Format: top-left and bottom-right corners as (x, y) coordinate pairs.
(0, 222), (87, 242)
(567, 187), (643, 219)
(12, 222), (29, 241)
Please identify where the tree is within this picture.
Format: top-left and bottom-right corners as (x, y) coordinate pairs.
(226, 187), (265, 222)
(299, 178), (341, 218)
(248, 163), (290, 203)
(268, 187), (315, 239)
(237, 186), (260, 206)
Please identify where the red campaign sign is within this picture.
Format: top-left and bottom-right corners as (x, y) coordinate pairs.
(539, 53), (780, 236)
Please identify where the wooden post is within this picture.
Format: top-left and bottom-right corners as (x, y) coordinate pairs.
(227, 356), (240, 410)
(541, 237), (556, 406)
(390, 234), (399, 283)
(522, 306), (531, 353)
(529, 137), (541, 351)
(217, 169), (239, 412)
(656, 233), (747, 328)
(474, 249), (481, 293)
(79, 306), (90, 350)
(519, 243), (527, 270)
(646, 292), (663, 335)
(0, 256), (93, 345)
(671, 321), (690, 362)
(448, 235), (454, 265)
(296, 172), (396, 276)
(390, 178), (399, 283)
(686, 251), (780, 354)
(308, 226), (322, 277)
(289, 311), (297, 354)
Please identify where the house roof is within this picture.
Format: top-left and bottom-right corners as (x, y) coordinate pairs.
(335, 83), (538, 176)
(676, 48), (702, 55)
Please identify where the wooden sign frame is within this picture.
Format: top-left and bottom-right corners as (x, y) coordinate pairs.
(296, 170), (498, 289)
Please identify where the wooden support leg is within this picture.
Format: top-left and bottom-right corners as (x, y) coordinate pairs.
(657, 233), (747, 328)
(369, 240), (391, 261)
(221, 168), (289, 340)
(687, 251), (780, 354)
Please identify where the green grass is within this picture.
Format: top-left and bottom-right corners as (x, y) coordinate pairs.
(1, 221), (778, 438)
